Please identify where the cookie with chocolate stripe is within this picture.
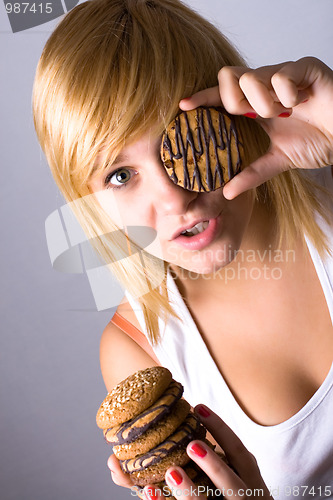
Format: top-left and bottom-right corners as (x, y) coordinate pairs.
(161, 106), (244, 192)
(127, 420), (207, 486)
(103, 379), (184, 445)
(119, 413), (202, 474)
(96, 367), (172, 429)
(112, 398), (191, 459)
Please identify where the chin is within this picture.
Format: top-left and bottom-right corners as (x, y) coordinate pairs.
(174, 246), (239, 276)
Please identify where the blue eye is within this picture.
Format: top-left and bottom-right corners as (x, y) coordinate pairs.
(105, 168), (133, 189)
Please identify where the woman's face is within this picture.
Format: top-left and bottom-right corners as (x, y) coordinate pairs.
(88, 133), (254, 274)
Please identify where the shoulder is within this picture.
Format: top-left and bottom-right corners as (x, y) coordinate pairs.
(100, 303), (158, 392)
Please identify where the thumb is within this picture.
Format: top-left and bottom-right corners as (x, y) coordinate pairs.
(107, 454), (134, 488)
(222, 148), (289, 200)
(179, 86), (221, 110)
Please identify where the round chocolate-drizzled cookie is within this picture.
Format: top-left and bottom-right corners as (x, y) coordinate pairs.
(119, 413), (203, 473)
(126, 420), (207, 486)
(104, 380), (184, 446)
(112, 399), (191, 459)
(161, 106), (244, 192)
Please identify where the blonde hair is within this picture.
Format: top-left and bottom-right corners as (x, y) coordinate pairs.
(33, 0), (331, 344)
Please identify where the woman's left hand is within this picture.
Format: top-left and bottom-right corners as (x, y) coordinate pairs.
(179, 57), (333, 199)
(142, 405), (272, 500)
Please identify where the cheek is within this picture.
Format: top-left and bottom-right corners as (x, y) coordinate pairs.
(94, 190), (154, 229)
(93, 190), (124, 227)
(225, 191), (254, 232)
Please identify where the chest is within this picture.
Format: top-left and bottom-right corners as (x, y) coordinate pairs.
(185, 247), (333, 426)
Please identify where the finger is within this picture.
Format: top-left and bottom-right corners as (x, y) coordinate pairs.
(143, 484), (164, 500)
(271, 57), (320, 107)
(218, 66), (256, 115)
(219, 65), (291, 117)
(270, 57), (328, 108)
(273, 57), (326, 91)
(222, 148), (288, 200)
(165, 466), (206, 500)
(194, 406), (269, 494)
(186, 441), (248, 499)
(239, 69), (291, 118)
(234, 58), (328, 114)
(107, 454), (134, 488)
(271, 70), (308, 109)
(179, 86), (221, 110)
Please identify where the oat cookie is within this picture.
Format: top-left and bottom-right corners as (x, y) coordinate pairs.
(104, 379), (184, 444)
(113, 398), (191, 459)
(128, 424), (206, 486)
(96, 367), (172, 429)
(120, 413), (203, 473)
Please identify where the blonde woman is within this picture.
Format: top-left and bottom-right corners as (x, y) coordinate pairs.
(33, 0), (333, 497)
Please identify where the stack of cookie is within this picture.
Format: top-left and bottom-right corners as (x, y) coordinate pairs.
(96, 367), (216, 498)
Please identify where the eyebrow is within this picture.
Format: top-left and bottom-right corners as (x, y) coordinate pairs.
(91, 151), (129, 177)
(110, 152), (128, 166)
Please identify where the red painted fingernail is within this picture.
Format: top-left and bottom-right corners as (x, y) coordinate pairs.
(189, 442), (207, 458)
(278, 112), (291, 117)
(168, 469), (183, 486)
(196, 405), (211, 418)
(243, 112), (257, 119)
(145, 487), (158, 500)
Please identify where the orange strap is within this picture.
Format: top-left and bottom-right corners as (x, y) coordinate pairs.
(111, 312), (160, 365)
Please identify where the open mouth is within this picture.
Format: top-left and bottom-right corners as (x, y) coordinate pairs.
(180, 220), (209, 237)
(173, 217), (219, 251)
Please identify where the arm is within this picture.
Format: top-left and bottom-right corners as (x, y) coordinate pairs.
(101, 314), (266, 497)
(100, 306), (159, 487)
(100, 319), (159, 392)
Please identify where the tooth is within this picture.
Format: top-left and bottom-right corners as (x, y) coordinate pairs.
(181, 221), (209, 237)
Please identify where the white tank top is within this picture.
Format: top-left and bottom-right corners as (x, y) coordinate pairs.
(125, 167), (333, 498)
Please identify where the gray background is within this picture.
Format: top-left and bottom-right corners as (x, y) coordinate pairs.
(1, 1), (333, 499)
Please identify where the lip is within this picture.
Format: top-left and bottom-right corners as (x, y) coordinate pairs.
(172, 216), (220, 251)
(171, 218), (212, 241)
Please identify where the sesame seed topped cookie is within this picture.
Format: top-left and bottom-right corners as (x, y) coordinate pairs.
(96, 367), (172, 429)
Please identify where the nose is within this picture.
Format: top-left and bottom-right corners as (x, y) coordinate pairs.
(150, 161), (198, 216)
